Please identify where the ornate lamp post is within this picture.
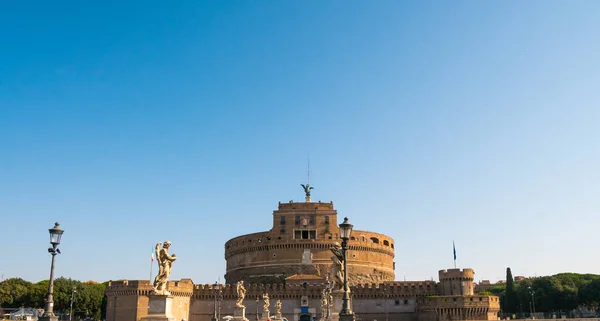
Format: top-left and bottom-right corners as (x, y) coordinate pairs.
(70, 287), (77, 321)
(40, 222), (64, 321)
(212, 282), (219, 321)
(218, 283), (223, 321)
(255, 296), (261, 321)
(338, 217), (355, 321)
(529, 286), (536, 318)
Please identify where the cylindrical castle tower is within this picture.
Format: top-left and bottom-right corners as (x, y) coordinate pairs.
(438, 268), (475, 296)
(224, 201), (395, 285)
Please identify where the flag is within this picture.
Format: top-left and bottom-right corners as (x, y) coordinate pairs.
(453, 241), (457, 261)
(151, 246), (155, 263)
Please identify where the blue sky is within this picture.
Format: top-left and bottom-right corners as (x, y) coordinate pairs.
(1, 1), (599, 284)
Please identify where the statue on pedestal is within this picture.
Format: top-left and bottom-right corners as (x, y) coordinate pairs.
(320, 289), (328, 320)
(263, 293), (270, 312)
(301, 184), (314, 202)
(329, 243), (344, 290)
(275, 300), (282, 316)
(153, 241), (177, 295)
(236, 281), (247, 307)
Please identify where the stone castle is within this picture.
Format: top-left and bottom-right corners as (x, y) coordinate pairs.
(105, 197), (500, 321)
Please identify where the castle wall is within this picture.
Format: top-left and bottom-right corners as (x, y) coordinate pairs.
(225, 201), (395, 284)
(417, 295), (500, 321)
(105, 279), (193, 321)
(106, 279), (499, 321)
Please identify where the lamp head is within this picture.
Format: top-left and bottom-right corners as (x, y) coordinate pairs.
(49, 222), (64, 247)
(338, 217), (353, 240)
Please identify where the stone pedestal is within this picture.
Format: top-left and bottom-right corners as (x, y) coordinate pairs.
(140, 295), (177, 321)
(261, 310), (270, 321)
(234, 306), (247, 321)
(328, 290), (354, 321)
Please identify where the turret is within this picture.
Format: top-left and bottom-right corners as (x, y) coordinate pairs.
(438, 268), (475, 295)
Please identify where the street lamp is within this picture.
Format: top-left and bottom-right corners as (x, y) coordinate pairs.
(256, 296), (261, 321)
(212, 282), (219, 321)
(218, 283), (223, 321)
(40, 222), (64, 321)
(529, 287), (536, 319)
(338, 217), (355, 321)
(70, 287), (77, 321)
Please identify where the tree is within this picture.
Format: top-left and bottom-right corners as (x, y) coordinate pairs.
(580, 279), (600, 308)
(505, 267), (517, 314)
(0, 278), (33, 308)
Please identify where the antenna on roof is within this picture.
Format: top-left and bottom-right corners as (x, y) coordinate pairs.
(307, 155), (310, 185)
(301, 156), (314, 202)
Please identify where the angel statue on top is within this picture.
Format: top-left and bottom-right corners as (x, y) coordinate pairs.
(153, 241), (177, 295)
(329, 243), (344, 290)
(236, 280), (247, 307)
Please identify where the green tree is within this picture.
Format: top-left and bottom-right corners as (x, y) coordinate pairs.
(580, 279), (600, 308)
(505, 268), (517, 313)
(0, 278), (33, 308)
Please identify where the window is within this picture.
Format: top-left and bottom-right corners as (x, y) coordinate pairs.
(309, 216), (315, 225)
(295, 216), (301, 224)
(395, 300), (400, 306)
(324, 216), (329, 224)
(404, 300), (408, 305)
(370, 237), (380, 244)
(325, 225), (329, 232)
(294, 229), (317, 240)
(383, 240), (390, 246)
(280, 216), (286, 225)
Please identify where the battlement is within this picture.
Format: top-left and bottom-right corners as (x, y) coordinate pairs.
(276, 201), (335, 212)
(418, 295), (500, 309)
(439, 268), (475, 280)
(105, 279), (194, 297)
(351, 281), (439, 297)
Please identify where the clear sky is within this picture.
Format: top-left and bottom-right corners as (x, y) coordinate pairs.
(1, 1), (599, 285)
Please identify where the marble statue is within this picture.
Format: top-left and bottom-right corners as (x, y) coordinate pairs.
(275, 300), (282, 315)
(329, 243), (344, 290)
(320, 289), (328, 319)
(236, 281), (246, 307)
(153, 241), (177, 295)
(263, 292), (270, 312)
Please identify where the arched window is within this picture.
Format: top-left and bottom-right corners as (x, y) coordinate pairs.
(383, 240), (390, 246)
(370, 237), (380, 244)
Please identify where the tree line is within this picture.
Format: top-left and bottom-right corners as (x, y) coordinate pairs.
(482, 268), (600, 315)
(0, 277), (106, 320)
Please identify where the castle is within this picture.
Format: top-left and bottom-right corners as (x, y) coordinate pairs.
(105, 196), (500, 321)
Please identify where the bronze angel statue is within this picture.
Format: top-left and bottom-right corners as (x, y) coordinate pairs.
(301, 184), (314, 197)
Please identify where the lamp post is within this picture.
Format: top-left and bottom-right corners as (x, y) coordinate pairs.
(529, 286), (536, 319)
(212, 282), (219, 321)
(338, 217), (355, 321)
(256, 296), (261, 321)
(40, 222), (64, 321)
(218, 283), (223, 321)
(70, 287), (77, 321)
